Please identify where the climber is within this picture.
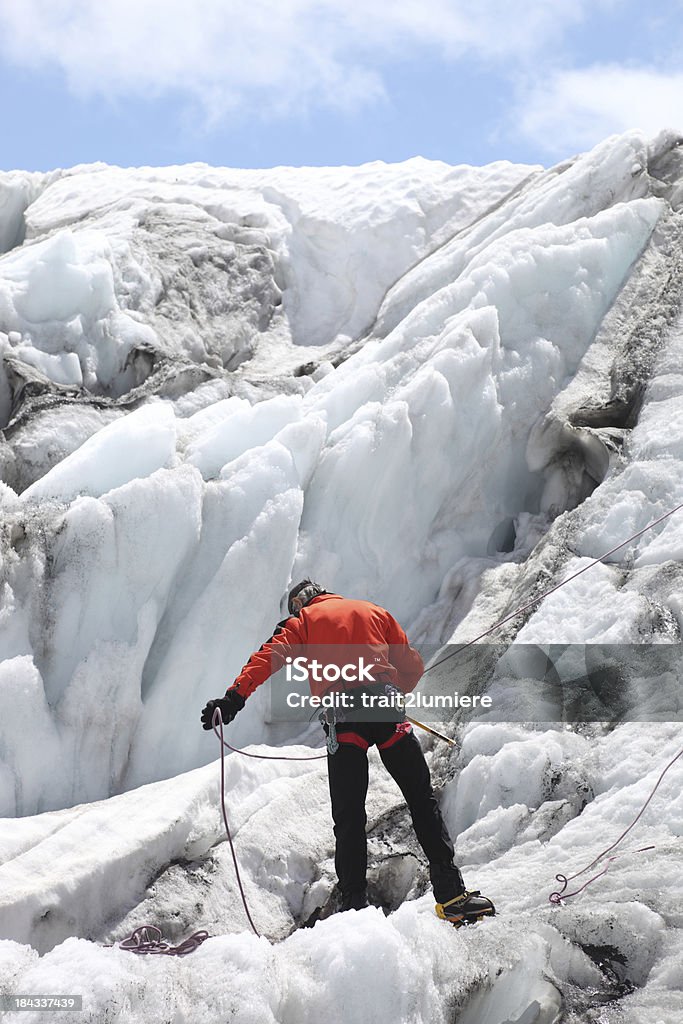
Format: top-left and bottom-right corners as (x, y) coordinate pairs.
(201, 580), (495, 927)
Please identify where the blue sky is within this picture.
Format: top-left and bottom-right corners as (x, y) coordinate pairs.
(1, 1), (681, 173)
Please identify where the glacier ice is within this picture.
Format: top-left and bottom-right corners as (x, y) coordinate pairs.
(0, 130), (682, 1023)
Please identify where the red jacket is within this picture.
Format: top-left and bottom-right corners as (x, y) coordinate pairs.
(229, 593), (423, 699)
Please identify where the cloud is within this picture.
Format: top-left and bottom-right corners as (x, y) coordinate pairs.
(0, 0), (591, 121)
(516, 65), (683, 156)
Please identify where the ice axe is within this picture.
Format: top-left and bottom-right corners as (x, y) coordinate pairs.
(405, 715), (457, 747)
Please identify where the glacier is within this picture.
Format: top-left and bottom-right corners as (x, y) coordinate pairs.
(0, 130), (682, 1023)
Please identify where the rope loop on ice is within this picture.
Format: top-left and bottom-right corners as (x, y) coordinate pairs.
(549, 746), (683, 905)
(118, 924), (210, 956)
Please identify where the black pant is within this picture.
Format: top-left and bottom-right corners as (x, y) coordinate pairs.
(326, 721), (465, 903)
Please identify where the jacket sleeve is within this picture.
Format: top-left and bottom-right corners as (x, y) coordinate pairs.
(384, 612), (424, 693)
(228, 615), (305, 700)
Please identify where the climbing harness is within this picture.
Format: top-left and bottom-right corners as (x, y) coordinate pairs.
(321, 708), (340, 755)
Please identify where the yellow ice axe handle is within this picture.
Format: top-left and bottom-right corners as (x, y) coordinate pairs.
(405, 715), (457, 747)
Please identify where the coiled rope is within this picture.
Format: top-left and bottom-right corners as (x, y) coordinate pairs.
(118, 924), (210, 956)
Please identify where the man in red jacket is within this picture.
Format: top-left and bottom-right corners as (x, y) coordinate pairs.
(201, 580), (495, 927)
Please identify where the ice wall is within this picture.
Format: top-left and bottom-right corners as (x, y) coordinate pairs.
(0, 131), (674, 815)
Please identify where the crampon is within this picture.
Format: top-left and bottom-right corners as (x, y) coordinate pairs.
(435, 890), (495, 927)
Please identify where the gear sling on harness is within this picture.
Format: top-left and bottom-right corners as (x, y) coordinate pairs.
(321, 707), (339, 754)
(318, 681), (410, 755)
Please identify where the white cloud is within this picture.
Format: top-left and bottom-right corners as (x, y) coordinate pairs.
(0, 0), (591, 120)
(516, 65), (683, 155)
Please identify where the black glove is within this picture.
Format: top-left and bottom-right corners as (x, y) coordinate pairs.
(201, 690), (246, 730)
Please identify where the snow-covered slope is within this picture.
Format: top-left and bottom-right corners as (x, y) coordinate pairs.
(0, 131), (682, 1024)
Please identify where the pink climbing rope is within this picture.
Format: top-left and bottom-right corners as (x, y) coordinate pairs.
(549, 746), (683, 904)
(118, 924), (210, 956)
(117, 713), (327, 951)
(424, 500), (683, 675)
(213, 707), (262, 936)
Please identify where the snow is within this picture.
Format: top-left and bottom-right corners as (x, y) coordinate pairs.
(21, 403), (177, 503)
(0, 725), (681, 1023)
(11, 346), (82, 387)
(1, 130), (683, 1023)
(184, 394), (302, 479)
(0, 228), (158, 397)
(0, 171), (46, 255)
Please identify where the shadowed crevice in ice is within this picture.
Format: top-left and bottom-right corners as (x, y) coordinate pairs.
(413, 193), (683, 655)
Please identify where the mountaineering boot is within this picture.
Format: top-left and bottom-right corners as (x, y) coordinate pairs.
(435, 890), (495, 927)
(340, 890), (369, 912)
